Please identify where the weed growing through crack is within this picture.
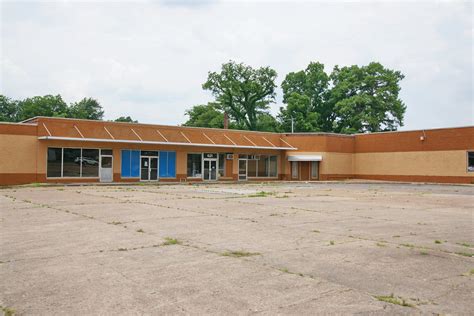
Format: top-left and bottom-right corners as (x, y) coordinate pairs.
(247, 191), (274, 198)
(1, 305), (15, 316)
(456, 252), (474, 257)
(376, 242), (387, 247)
(329, 240), (335, 246)
(136, 229), (145, 233)
(117, 248), (128, 251)
(461, 269), (474, 276)
(374, 294), (414, 307)
(420, 251), (429, 255)
(400, 243), (415, 248)
(312, 230), (320, 233)
(434, 240), (442, 244)
(162, 237), (182, 246)
(221, 250), (260, 258)
(110, 221), (122, 225)
(457, 242), (473, 248)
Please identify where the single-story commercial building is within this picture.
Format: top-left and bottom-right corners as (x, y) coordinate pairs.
(0, 116), (473, 185)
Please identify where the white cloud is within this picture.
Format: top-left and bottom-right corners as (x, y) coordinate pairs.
(1, 0), (472, 129)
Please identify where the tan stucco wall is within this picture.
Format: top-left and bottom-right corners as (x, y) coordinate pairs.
(0, 135), (37, 173)
(354, 150), (473, 177)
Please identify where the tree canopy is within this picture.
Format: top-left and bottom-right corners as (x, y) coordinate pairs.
(183, 103), (225, 129)
(114, 116), (138, 123)
(202, 61), (277, 131)
(68, 98), (104, 120)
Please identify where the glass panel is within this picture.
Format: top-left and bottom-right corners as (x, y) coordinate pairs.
(141, 158), (149, 180)
(291, 161), (298, 179)
(63, 148), (81, 177)
(210, 160), (217, 180)
(150, 157), (158, 180)
(257, 155), (268, 177)
(47, 148), (62, 177)
(141, 151), (158, 157)
(203, 160), (210, 180)
(150, 168), (158, 180)
(81, 149), (99, 177)
(239, 154), (248, 159)
(269, 156), (277, 177)
(150, 157), (158, 169)
(468, 152), (474, 172)
(101, 149), (113, 155)
(238, 159), (247, 180)
(187, 154), (202, 177)
(311, 161), (319, 179)
(247, 159), (257, 177)
(101, 156), (112, 168)
(204, 153), (217, 159)
(218, 153), (225, 177)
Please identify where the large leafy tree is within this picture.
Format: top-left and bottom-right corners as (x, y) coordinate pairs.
(68, 97), (104, 120)
(17, 94), (68, 121)
(330, 62), (406, 133)
(114, 116), (138, 123)
(0, 95), (20, 122)
(183, 103), (225, 128)
(279, 62), (331, 132)
(202, 61), (277, 131)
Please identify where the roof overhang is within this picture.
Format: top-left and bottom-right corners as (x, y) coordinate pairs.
(288, 155), (322, 161)
(38, 136), (298, 151)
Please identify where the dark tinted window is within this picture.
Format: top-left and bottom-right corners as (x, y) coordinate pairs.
(141, 151), (158, 156)
(63, 148), (81, 177)
(468, 152), (474, 172)
(82, 149), (99, 177)
(187, 154), (202, 177)
(101, 149), (113, 155)
(47, 148), (62, 177)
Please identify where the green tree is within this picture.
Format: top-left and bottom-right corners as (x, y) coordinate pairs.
(114, 116), (138, 123)
(202, 61), (277, 131)
(280, 62), (331, 132)
(68, 97), (104, 120)
(256, 112), (279, 132)
(0, 95), (20, 122)
(17, 94), (68, 121)
(183, 103), (225, 128)
(330, 62), (406, 133)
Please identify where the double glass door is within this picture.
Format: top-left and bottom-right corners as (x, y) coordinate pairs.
(203, 159), (217, 181)
(141, 156), (158, 181)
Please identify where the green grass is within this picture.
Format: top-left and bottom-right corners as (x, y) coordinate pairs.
(374, 294), (414, 307)
(392, 235), (401, 238)
(312, 230), (320, 233)
(455, 252), (474, 257)
(109, 221), (122, 225)
(376, 242), (387, 247)
(457, 242), (473, 248)
(136, 228), (145, 233)
(117, 248), (128, 251)
(434, 240), (442, 244)
(247, 191), (274, 198)
(329, 240), (335, 246)
(221, 250), (260, 258)
(461, 269), (474, 276)
(420, 251), (429, 255)
(400, 243), (415, 248)
(1, 306), (15, 316)
(162, 237), (182, 246)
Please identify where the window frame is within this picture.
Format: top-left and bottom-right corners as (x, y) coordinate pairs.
(243, 154), (278, 179)
(46, 147), (102, 179)
(187, 152), (203, 178)
(467, 151), (474, 173)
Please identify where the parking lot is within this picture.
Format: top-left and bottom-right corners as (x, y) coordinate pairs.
(1, 181), (473, 314)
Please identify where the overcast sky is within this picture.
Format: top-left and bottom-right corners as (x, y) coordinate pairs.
(1, 0), (472, 130)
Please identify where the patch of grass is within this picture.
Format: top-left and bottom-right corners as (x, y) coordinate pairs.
(420, 251), (429, 255)
(221, 250), (260, 258)
(117, 248), (128, 251)
(374, 294), (414, 307)
(269, 213), (278, 216)
(329, 240), (335, 246)
(376, 242), (387, 247)
(400, 243), (415, 248)
(279, 267), (290, 273)
(457, 242), (473, 248)
(136, 228), (145, 233)
(434, 240), (442, 244)
(162, 237), (182, 246)
(275, 195), (289, 198)
(392, 235), (401, 238)
(247, 191), (274, 198)
(109, 221), (122, 225)
(312, 230), (320, 233)
(455, 252), (474, 257)
(1, 306), (15, 316)
(461, 269), (474, 276)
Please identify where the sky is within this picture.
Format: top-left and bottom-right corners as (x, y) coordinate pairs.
(1, 0), (472, 130)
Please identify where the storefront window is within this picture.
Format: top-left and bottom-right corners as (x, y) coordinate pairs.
(218, 153), (225, 177)
(247, 159), (257, 177)
(82, 149), (100, 177)
(269, 156), (277, 177)
(187, 153), (202, 177)
(258, 156), (268, 177)
(63, 148), (81, 177)
(47, 148), (62, 177)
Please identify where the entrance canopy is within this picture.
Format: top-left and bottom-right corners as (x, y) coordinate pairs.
(287, 155), (322, 162)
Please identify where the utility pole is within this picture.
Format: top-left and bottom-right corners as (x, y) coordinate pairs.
(291, 117), (294, 133)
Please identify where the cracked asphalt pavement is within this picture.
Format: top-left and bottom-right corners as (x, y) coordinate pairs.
(1, 182), (473, 314)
